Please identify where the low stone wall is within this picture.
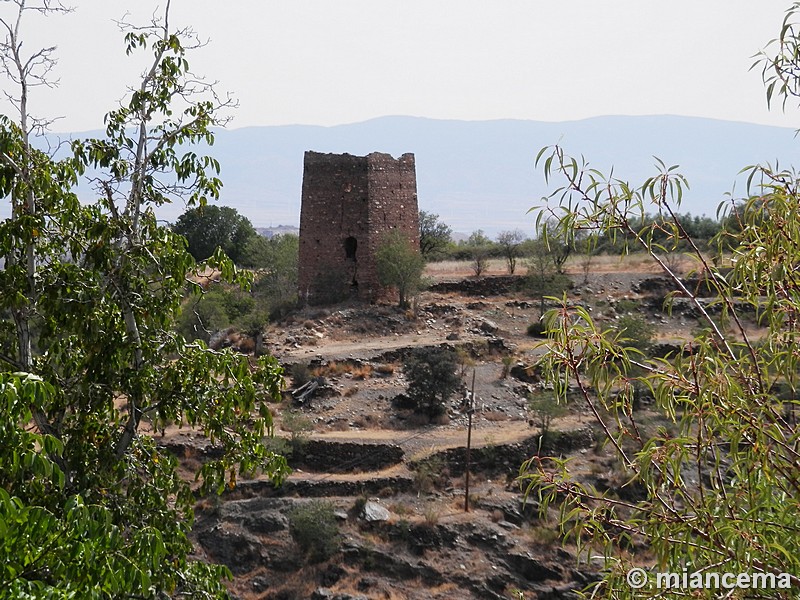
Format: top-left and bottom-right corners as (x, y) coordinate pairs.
(233, 476), (414, 499)
(294, 440), (404, 473)
(429, 276), (523, 297)
(414, 428), (596, 478)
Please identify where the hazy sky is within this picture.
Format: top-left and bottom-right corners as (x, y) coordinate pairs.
(4, 1), (799, 132)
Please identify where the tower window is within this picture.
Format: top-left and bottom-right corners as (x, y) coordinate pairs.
(344, 236), (358, 260)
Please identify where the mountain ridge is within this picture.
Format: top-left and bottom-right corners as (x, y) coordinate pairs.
(50, 115), (800, 236)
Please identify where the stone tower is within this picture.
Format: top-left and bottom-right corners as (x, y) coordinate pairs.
(298, 151), (420, 304)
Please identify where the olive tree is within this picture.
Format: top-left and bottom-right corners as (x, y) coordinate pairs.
(0, 2), (288, 596)
(520, 9), (800, 590)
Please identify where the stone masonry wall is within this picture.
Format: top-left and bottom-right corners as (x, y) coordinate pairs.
(298, 151), (419, 304)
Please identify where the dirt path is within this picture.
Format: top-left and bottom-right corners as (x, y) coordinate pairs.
(307, 419), (535, 460)
(279, 329), (455, 362)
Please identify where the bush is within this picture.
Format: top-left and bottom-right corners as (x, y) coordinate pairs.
(288, 500), (340, 562)
(176, 294), (229, 343)
(281, 410), (314, 455)
(527, 321), (547, 337)
(375, 230), (425, 308)
(528, 391), (568, 442)
(290, 362), (312, 388)
(234, 307), (270, 337)
(177, 285), (257, 343)
(614, 314), (654, 353)
(403, 347), (461, 417)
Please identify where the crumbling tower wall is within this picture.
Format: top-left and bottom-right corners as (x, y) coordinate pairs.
(298, 151), (419, 304)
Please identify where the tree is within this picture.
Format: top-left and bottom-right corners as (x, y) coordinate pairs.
(418, 210), (452, 259)
(465, 229), (492, 276)
(521, 10), (800, 592)
(573, 230), (595, 284)
(173, 204), (258, 265)
(527, 391), (567, 443)
(403, 347), (461, 417)
(496, 229), (526, 274)
(375, 229), (425, 308)
(466, 229), (491, 247)
(0, 3), (288, 596)
(525, 238), (571, 316)
(249, 233), (300, 318)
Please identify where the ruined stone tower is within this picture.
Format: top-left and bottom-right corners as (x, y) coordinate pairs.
(298, 151), (420, 304)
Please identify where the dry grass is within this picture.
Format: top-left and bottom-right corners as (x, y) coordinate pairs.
(423, 502), (441, 525)
(425, 252), (675, 280)
(313, 360), (373, 380)
(351, 364), (373, 380)
(525, 523), (562, 546)
(424, 258), (508, 279)
(351, 412), (388, 429)
(312, 361), (349, 377)
(328, 419), (350, 432)
(482, 410), (510, 422)
(374, 363), (396, 376)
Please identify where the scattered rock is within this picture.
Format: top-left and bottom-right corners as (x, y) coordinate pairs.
(505, 552), (563, 582)
(362, 501), (391, 522)
(510, 363), (541, 383)
(197, 525), (263, 576)
(311, 588), (368, 600)
(479, 319), (499, 334)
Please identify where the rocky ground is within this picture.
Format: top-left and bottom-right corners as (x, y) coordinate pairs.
(164, 257), (716, 600)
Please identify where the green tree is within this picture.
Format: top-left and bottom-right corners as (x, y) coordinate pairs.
(419, 210), (452, 259)
(496, 229), (526, 274)
(375, 229), (425, 309)
(249, 233), (299, 318)
(463, 230), (493, 276)
(521, 9), (800, 592)
(403, 347), (461, 417)
(0, 3), (288, 596)
(527, 391), (567, 443)
(173, 204), (258, 265)
(525, 238), (571, 316)
(466, 229), (491, 247)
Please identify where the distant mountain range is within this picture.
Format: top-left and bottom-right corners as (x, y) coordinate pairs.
(61, 115), (800, 237)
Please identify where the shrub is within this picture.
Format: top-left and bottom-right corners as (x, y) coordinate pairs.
(290, 362), (312, 388)
(374, 363), (396, 376)
(234, 307), (270, 337)
(403, 347), (461, 417)
(471, 250), (490, 277)
(528, 391), (568, 442)
(281, 410), (314, 455)
(527, 321), (547, 337)
(288, 500), (340, 562)
(614, 314), (654, 353)
(614, 298), (639, 314)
